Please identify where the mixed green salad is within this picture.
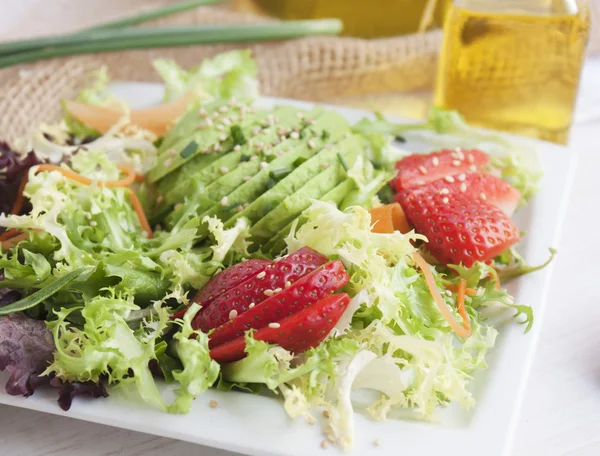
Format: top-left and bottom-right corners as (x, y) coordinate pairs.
(0, 50), (549, 450)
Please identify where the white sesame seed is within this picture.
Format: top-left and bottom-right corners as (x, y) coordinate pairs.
(89, 220), (97, 227)
(168, 149), (177, 157)
(374, 439), (381, 447)
(219, 134), (227, 142)
(257, 271), (266, 279)
(199, 108), (207, 117)
(320, 162), (330, 169)
(209, 400), (218, 408)
(213, 143), (221, 152)
(432, 157), (440, 166)
(250, 155), (258, 161)
(416, 179), (426, 186)
(308, 139), (316, 149)
(156, 195), (164, 204)
(220, 166), (229, 174)
(229, 309), (238, 320)
(480, 192), (487, 201)
(222, 118), (232, 126)
(219, 106), (228, 113)
(416, 165), (427, 175)
(306, 416), (315, 425)
(211, 112), (220, 120)
(229, 96), (237, 105)
(236, 205), (244, 212)
(456, 149), (465, 160)
(268, 322), (281, 328)
(457, 173), (466, 182)
(230, 114), (238, 122)
(259, 161), (269, 170)
(439, 188), (449, 195)
(216, 124), (224, 131)
(273, 287), (282, 293)
(452, 160), (461, 167)
(280, 135), (287, 142)
(163, 158), (173, 167)
(220, 196), (228, 206)
(202, 147), (210, 154)
(444, 175), (455, 183)
(296, 112), (304, 119)
(442, 197), (449, 204)
(285, 281), (292, 289)
(205, 118), (213, 127)
(460, 182), (467, 192)
(243, 175), (251, 182)
(249, 302), (255, 309)
(86, 213), (92, 220)
(290, 131), (300, 140)
(233, 145), (241, 151)
(445, 290), (453, 297)
(264, 289), (274, 297)
(321, 440), (329, 449)
(467, 154), (475, 163)
(469, 164), (477, 172)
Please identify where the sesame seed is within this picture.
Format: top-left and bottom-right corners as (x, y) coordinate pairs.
(230, 114), (238, 122)
(285, 281), (292, 289)
(211, 112), (220, 120)
(320, 162), (330, 169)
(290, 131), (300, 140)
(213, 143), (221, 152)
(205, 118), (213, 127)
(452, 160), (461, 166)
(469, 165), (477, 172)
(321, 440), (329, 449)
(456, 149), (465, 160)
(480, 192), (487, 201)
(236, 205), (244, 212)
(308, 139), (316, 149)
(442, 197), (449, 204)
(174, 203), (183, 211)
(250, 155), (258, 161)
(249, 302), (255, 309)
(296, 112), (304, 119)
(216, 125), (224, 131)
(306, 416), (315, 425)
(260, 161), (269, 170)
(418, 165), (427, 174)
(460, 182), (467, 192)
(219, 106), (228, 113)
(445, 290), (453, 297)
(220, 196), (228, 206)
(163, 158), (173, 167)
(89, 221), (97, 227)
(280, 135), (287, 142)
(156, 195), (164, 204)
(432, 157), (440, 166)
(257, 271), (266, 279)
(141, 231), (149, 238)
(268, 322), (280, 328)
(219, 134), (227, 142)
(86, 213), (92, 220)
(202, 147), (210, 154)
(243, 175), (251, 182)
(199, 108), (207, 117)
(229, 96), (237, 105)
(209, 400), (218, 408)
(444, 175), (455, 183)
(229, 309), (238, 320)
(273, 287), (282, 293)
(264, 289), (274, 297)
(168, 149), (177, 157)
(467, 154), (475, 163)
(439, 188), (449, 195)
(457, 173), (466, 182)
(219, 166), (229, 174)
(374, 439), (381, 447)
(234, 145), (241, 151)
(416, 179), (426, 186)
(322, 410), (330, 418)
(222, 118), (232, 126)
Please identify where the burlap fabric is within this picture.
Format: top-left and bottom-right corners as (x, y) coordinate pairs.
(0, 1), (598, 143)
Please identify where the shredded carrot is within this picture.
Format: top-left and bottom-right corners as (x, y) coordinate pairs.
(456, 278), (472, 335)
(10, 173), (29, 216)
(134, 173), (145, 183)
(0, 229), (21, 242)
(488, 272), (501, 290)
(1, 233), (30, 250)
(34, 164), (136, 188)
(446, 283), (477, 296)
(369, 203), (411, 234)
(127, 190), (153, 239)
(412, 252), (472, 338)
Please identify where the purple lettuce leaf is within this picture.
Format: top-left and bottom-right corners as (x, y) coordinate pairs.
(49, 377), (108, 411)
(0, 312), (54, 396)
(0, 141), (43, 217)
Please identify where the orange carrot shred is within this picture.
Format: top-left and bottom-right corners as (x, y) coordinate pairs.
(34, 164), (136, 188)
(10, 173), (29, 216)
(134, 173), (145, 183)
(0, 229), (21, 242)
(488, 272), (501, 290)
(127, 190), (153, 239)
(456, 278), (472, 335)
(446, 283), (477, 296)
(412, 252), (472, 338)
(1, 233), (30, 250)
(369, 203), (411, 234)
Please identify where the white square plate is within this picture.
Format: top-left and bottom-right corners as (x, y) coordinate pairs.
(0, 83), (577, 456)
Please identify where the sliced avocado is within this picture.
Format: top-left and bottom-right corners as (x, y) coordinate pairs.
(160, 106), (318, 204)
(225, 134), (360, 230)
(192, 110), (351, 237)
(249, 142), (362, 243)
(261, 178), (357, 256)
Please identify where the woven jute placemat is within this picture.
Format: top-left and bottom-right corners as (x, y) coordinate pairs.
(0, 0), (598, 144)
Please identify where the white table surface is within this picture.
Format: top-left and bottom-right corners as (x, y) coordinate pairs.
(1, 56), (600, 456)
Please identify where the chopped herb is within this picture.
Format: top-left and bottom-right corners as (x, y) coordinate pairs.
(240, 154), (251, 162)
(321, 130), (331, 140)
(337, 153), (349, 172)
(230, 125), (246, 146)
(293, 157), (308, 168)
(223, 202), (240, 212)
(180, 140), (198, 159)
(394, 135), (406, 143)
(266, 178), (277, 189)
(269, 167), (292, 181)
(299, 130), (308, 139)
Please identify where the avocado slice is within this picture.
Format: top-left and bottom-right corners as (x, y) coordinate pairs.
(159, 105), (313, 203)
(260, 178), (357, 256)
(223, 132), (360, 230)
(249, 141), (362, 244)
(189, 110), (351, 237)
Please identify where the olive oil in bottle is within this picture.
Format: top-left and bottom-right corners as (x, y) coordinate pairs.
(435, 0), (589, 144)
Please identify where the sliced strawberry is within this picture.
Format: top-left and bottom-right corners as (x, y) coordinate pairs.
(193, 259), (271, 305)
(208, 260), (349, 348)
(392, 148), (489, 192)
(192, 247), (329, 332)
(210, 293), (351, 364)
(398, 184), (520, 267)
(395, 172), (521, 216)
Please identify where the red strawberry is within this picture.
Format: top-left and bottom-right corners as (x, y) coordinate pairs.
(210, 293), (351, 364)
(192, 247), (328, 332)
(392, 149), (489, 192)
(398, 183), (520, 267)
(208, 260), (349, 348)
(395, 172), (521, 216)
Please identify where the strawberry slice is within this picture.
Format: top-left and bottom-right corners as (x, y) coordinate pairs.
(395, 172), (521, 216)
(192, 247), (329, 332)
(210, 293), (351, 364)
(392, 148), (489, 191)
(208, 260), (349, 348)
(398, 183), (520, 267)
